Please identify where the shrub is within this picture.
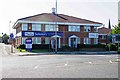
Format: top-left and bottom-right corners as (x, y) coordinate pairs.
(59, 45), (78, 52)
(18, 44), (25, 49)
(18, 44), (51, 50)
(77, 44), (106, 49)
(106, 44), (118, 51)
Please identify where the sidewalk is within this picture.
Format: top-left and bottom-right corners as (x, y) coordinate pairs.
(11, 51), (118, 56)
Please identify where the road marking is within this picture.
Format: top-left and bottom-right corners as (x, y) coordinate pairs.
(34, 65), (39, 69)
(88, 62), (92, 64)
(64, 63), (68, 66)
(109, 60), (113, 63)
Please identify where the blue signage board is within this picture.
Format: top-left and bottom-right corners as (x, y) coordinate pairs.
(25, 38), (32, 52)
(22, 31), (63, 37)
(10, 33), (14, 39)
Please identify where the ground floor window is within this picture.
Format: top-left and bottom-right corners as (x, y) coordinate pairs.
(94, 38), (98, 44)
(45, 37), (50, 44)
(22, 37), (27, 44)
(32, 37), (41, 44)
(84, 37), (91, 44)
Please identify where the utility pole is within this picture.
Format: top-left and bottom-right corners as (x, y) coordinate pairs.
(9, 21), (13, 53)
(55, 0), (58, 54)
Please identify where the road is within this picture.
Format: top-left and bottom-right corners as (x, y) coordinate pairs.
(0, 43), (119, 78)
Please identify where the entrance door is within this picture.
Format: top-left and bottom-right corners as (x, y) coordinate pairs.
(71, 38), (76, 48)
(69, 35), (78, 48)
(51, 37), (60, 49)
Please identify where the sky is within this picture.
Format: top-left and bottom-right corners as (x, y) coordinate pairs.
(0, 0), (119, 36)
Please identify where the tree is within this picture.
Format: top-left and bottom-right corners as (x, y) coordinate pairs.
(2, 33), (9, 44)
(111, 22), (120, 34)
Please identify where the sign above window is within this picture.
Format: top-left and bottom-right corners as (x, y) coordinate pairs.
(22, 31), (63, 37)
(89, 33), (98, 38)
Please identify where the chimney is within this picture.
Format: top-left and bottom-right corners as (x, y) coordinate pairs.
(52, 8), (56, 15)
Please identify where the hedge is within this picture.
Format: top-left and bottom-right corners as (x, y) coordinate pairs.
(18, 44), (51, 49)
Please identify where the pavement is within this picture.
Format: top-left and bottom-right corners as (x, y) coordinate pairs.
(11, 51), (118, 56)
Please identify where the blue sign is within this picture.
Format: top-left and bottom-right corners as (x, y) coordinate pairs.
(22, 31), (63, 37)
(10, 33), (14, 39)
(25, 38), (32, 52)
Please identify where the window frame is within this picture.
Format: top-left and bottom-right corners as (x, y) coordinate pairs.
(68, 25), (80, 32)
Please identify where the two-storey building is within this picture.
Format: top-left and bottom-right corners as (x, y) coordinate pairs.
(13, 13), (102, 48)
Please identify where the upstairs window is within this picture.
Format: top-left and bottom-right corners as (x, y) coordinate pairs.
(45, 25), (58, 31)
(94, 27), (98, 32)
(22, 23), (28, 30)
(84, 26), (90, 32)
(69, 25), (80, 32)
(32, 23), (41, 31)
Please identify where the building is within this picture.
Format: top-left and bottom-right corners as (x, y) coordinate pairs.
(13, 13), (102, 48)
(111, 34), (120, 44)
(98, 27), (112, 44)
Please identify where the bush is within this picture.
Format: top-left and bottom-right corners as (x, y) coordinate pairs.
(59, 45), (78, 52)
(18, 44), (51, 50)
(106, 44), (118, 51)
(32, 44), (51, 49)
(18, 44), (25, 49)
(77, 44), (106, 49)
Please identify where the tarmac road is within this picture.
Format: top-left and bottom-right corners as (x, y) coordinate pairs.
(0, 43), (119, 78)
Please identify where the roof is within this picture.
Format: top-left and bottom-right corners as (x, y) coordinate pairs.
(98, 27), (112, 34)
(13, 13), (102, 29)
(18, 13), (102, 24)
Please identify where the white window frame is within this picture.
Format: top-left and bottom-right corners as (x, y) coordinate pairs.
(84, 26), (90, 32)
(22, 23), (28, 31)
(84, 37), (91, 44)
(45, 37), (50, 44)
(36, 37), (41, 44)
(68, 25), (80, 32)
(32, 23), (41, 31)
(22, 37), (27, 44)
(94, 27), (98, 32)
(94, 38), (98, 44)
(45, 24), (58, 31)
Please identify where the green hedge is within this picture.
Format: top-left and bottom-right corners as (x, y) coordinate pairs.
(106, 44), (118, 51)
(77, 44), (106, 49)
(18, 44), (51, 49)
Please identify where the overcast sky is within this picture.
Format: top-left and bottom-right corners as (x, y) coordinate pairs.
(0, 0), (119, 36)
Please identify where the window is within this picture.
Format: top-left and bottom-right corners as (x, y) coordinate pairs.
(36, 37), (41, 44)
(94, 38), (98, 44)
(69, 25), (80, 32)
(84, 26), (90, 32)
(99, 35), (106, 39)
(32, 37), (41, 44)
(94, 27), (98, 32)
(22, 23), (28, 30)
(115, 36), (120, 41)
(22, 37), (27, 44)
(45, 25), (58, 31)
(32, 37), (36, 44)
(84, 37), (91, 44)
(32, 23), (41, 31)
(45, 37), (50, 44)
(78, 38), (81, 44)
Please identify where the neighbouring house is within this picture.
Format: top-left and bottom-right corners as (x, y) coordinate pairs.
(13, 13), (102, 49)
(98, 27), (112, 44)
(111, 34), (120, 44)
